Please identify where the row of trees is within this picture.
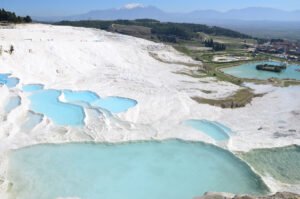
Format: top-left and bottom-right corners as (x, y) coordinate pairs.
(151, 25), (192, 41)
(0, 9), (32, 23)
(204, 39), (226, 51)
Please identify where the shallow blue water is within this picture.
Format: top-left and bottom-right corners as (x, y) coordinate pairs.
(221, 61), (300, 80)
(8, 140), (268, 199)
(0, 73), (19, 88)
(214, 121), (233, 134)
(4, 96), (21, 113)
(18, 77), (136, 125)
(29, 90), (85, 126)
(0, 74), (9, 84)
(63, 90), (137, 113)
(24, 88), (137, 125)
(185, 120), (231, 141)
(23, 84), (44, 92)
(21, 112), (43, 130)
(6, 77), (20, 88)
(241, 145), (300, 184)
(63, 90), (100, 104)
(93, 97), (137, 113)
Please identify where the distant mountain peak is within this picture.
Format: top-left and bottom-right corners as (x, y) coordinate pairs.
(34, 6), (300, 23)
(228, 7), (282, 11)
(121, 3), (145, 10)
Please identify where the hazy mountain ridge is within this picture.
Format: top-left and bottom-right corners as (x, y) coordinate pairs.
(33, 6), (300, 40)
(34, 6), (300, 22)
(213, 7), (300, 21)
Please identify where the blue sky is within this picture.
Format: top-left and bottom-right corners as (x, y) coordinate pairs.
(1, 0), (299, 17)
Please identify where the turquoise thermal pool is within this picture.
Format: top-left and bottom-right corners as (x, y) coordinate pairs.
(221, 61), (300, 80)
(0, 73), (19, 88)
(63, 90), (100, 105)
(29, 89), (85, 126)
(22, 84), (44, 92)
(8, 140), (268, 199)
(185, 120), (231, 141)
(92, 97), (138, 113)
(21, 111), (43, 130)
(4, 96), (21, 113)
(22, 86), (137, 126)
(63, 90), (137, 113)
(241, 145), (300, 184)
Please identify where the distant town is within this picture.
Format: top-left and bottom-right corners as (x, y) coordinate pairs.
(256, 39), (300, 62)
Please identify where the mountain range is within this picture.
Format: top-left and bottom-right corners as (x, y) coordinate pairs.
(34, 6), (300, 40)
(34, 6), (300, 22)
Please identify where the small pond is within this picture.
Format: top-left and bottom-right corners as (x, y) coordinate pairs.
(4, 96), (21, 113)
(185, 119), (231, 141)
(23, 84), (44, 92)
(221, 61), (300, 80)
(0, 73), (19, 88)
(29, 89), (85, 126)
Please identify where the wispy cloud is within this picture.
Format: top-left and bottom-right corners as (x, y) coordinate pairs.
(121, 3), (145, 10)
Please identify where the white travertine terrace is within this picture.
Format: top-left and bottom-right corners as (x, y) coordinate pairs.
(0, 24), (299, 198)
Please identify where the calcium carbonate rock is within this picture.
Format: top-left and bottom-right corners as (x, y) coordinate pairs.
(195, 192), (300, 199)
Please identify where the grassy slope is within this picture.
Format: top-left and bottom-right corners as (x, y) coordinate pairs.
(192, 89), (264, 108)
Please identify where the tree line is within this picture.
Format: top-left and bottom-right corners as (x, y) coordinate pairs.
(56, 19), (252, 43)
(204, 39), (226, 51)
(0, 9), (32, 23)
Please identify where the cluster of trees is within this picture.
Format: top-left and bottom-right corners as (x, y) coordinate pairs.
(139, 21), (250, 40)
(0, 9), (32, 23)
(56, 19), (252, 44)
(151, 25), (192, 41)
(157, 35), (177, 43)
(204, 39), (214, 47)
(57, 20), (112, 30)
(270, 38), (284, 43)
(204, 39), (226, 51)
